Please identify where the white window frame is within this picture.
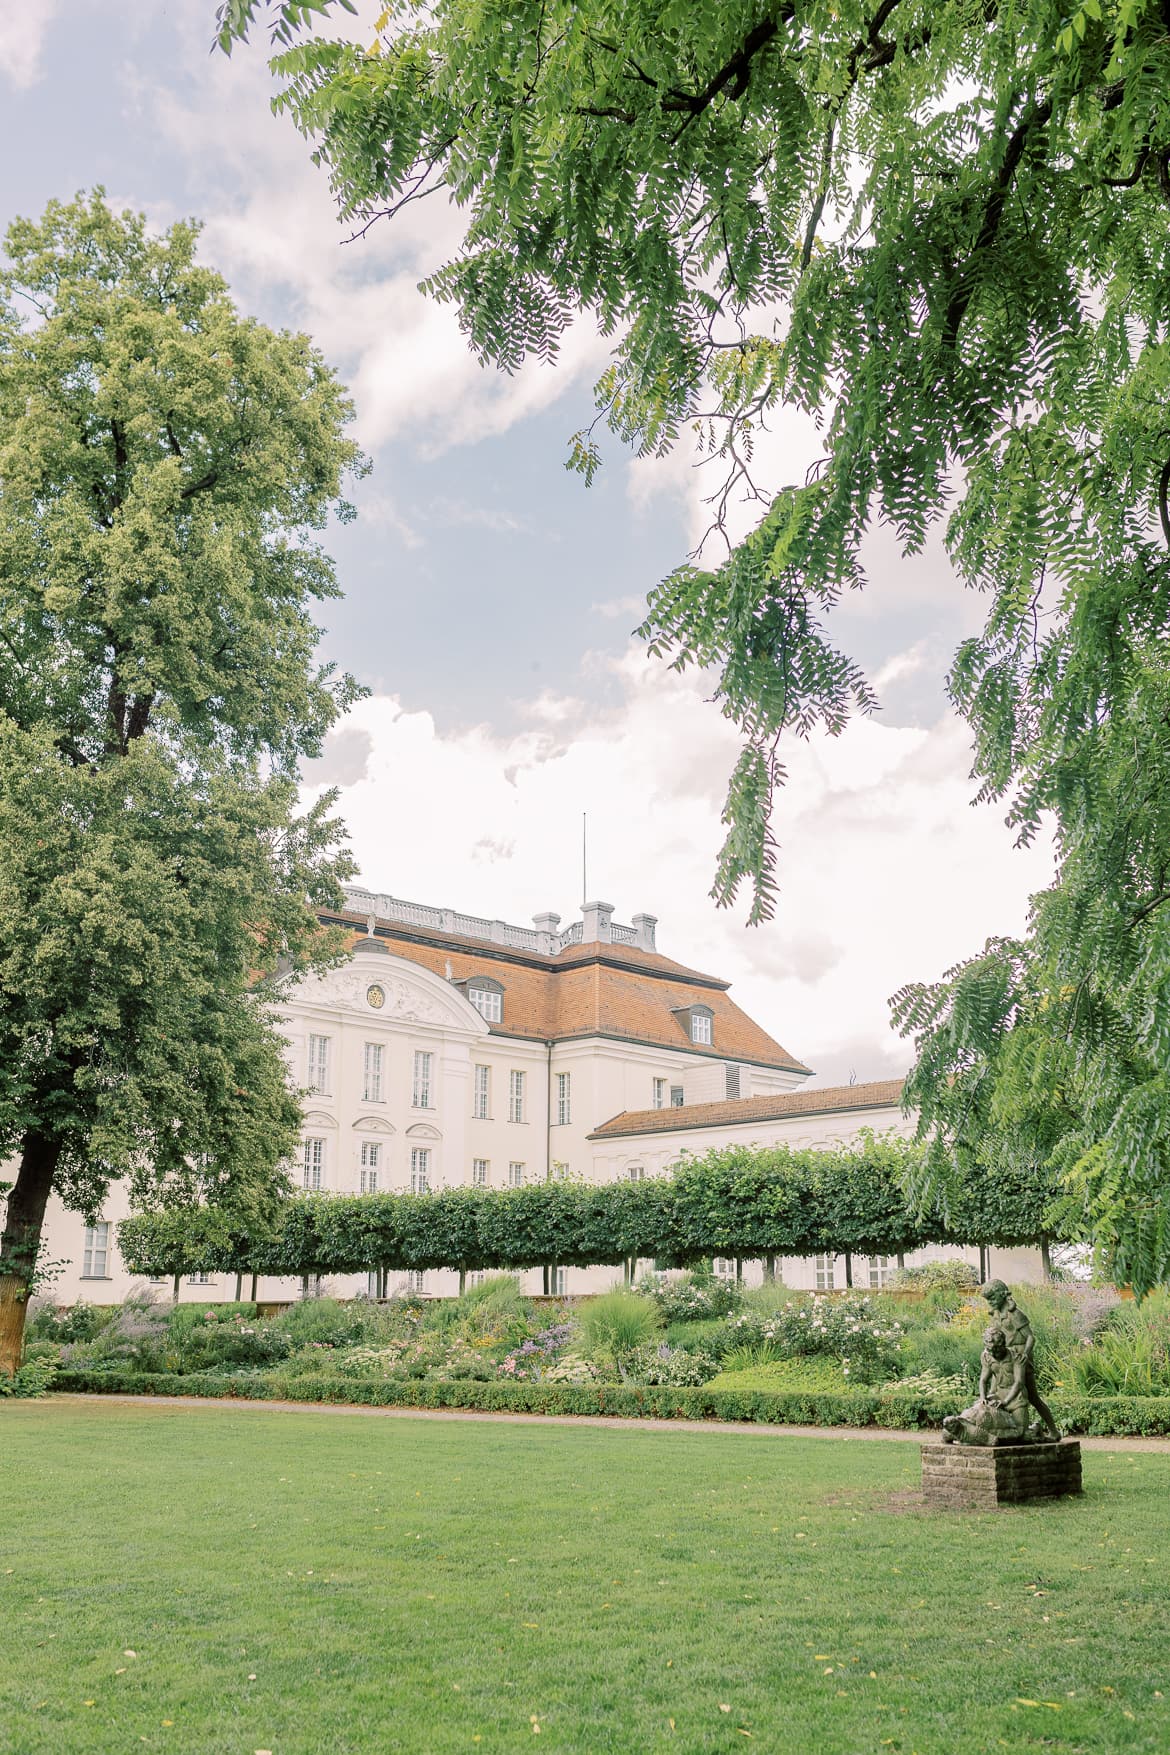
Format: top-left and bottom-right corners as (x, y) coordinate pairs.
(814, 1253), (836, 1291)
(303, 1137), (325, 1191)
(626, 1165), (646, 1182)
(468, 985), (502, 1023)
(549, 1161), (570, 1182)
(410, 1147), (431, 1194)
(363, 1041), (384, 1104)
(713, 1256), (736, 1280)
(473, 1063), (490, 1120)
(472, 1158), (489, 1187)
(691, 1012), (713, 1045)
(508, 1069), (526, 1123)
(81, 1221), (111, 1279)
(188, 1273), (214, 1286)
(412, 1050), (433, 1109)
(652, 1077), (667, 1109)
(508, 1161), (525, 1188)
(307, 1033), (331, 1095)
(360, 1140), (381, 1193)
(556, 1071), (571, 1126)
(670, 1085), (685, 1107)
(406, 1269), (425, 1295)
(867, 1255), (893, 1289)
(549, 1266), (567, 1297)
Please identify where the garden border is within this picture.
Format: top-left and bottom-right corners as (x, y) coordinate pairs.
(49, 1369), (1170, 1436)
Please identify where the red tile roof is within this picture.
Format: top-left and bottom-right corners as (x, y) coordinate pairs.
(587, 1078), (906, 1139)
(328, 910), (810, 1074)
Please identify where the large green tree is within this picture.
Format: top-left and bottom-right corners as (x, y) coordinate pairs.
(218, 0), (1170, 1288)
(0, 194), (364, 1373)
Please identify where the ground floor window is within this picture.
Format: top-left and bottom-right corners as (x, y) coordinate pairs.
(548, 1265), (567, 1297)
(82, 1221), (111, 1278)
(814, 1253), (836, 1291)
(712, 1257), (736, 1280)
(867, 1254), (893, 1288)
(406, 1270), (425, 1295)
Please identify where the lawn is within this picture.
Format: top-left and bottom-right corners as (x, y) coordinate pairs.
(2, 1402), (1168, 1754)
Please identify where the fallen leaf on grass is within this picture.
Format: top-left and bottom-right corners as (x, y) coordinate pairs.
(719, 1704), (731, 1713)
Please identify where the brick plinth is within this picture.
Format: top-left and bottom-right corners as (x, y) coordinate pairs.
(921, 1440), (1082, 1509)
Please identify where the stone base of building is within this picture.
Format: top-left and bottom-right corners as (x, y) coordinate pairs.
(921, 1439), (1083, 1509)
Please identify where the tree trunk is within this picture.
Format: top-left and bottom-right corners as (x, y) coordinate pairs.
(896, 1251), (905, 1271)
(172, 1272), (181, 1305)
(458, 1268), (466, 1297)
(234, 1271), (243, 1302)
(0, 1129), (63, 1375)
(844, 1250), (853, 1289)
(1040, 1235), (1053, 1281)
(762, 1254), (777, 1284)
(250, 1273), (258, 1302)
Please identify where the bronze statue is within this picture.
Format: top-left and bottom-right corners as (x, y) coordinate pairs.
(941, 1281), (1061, 1447)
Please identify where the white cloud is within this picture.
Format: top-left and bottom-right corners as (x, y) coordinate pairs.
(0, 2), (57, 87)
(122, 16), (610, 456)
(305, 646), (1056, 1086)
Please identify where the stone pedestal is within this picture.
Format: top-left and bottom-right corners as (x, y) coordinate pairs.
(921, 1439), (1082, 1509)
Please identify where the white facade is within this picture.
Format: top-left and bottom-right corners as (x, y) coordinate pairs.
(21, 899), (1043, 1305)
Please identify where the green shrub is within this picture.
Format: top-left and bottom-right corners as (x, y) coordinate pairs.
(618, 1344), (719, 1387)
(725, 1293), (904, 1384)
(896, 1325), (982, 1389)
(579, 1291), (664, 1365)
(0, 1356), (57, 1397)
(171, 1311), (292, 1372)
(451, 1275), (531, 1344)
(1049, 1291), (1170, 1397)
(637, 1269), (742, 1321)
(664, 1317), (734, 1358)
(49, 1366), (1170, 1436)
(706, 1357), (847, 1394)
(26, 1300), (108, 1343)
(268, 1297), (372, 1349)
(891, 1260), (979, 1294)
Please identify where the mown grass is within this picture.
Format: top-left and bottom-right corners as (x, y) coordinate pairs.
(2, 1401), (1169, 1753)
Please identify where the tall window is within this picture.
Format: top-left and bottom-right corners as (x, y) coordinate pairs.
(363, 1042), (384, 1103)
(472, 1158), (489, 1187)
(670, 1085), (685, 1107)
(691, 1012), (713, 1045)
(508, 1069), (526, 1123)
(725, 1063), (741, 1099)
(814, 1253), (836, 1291)
(473, 1064), (490, 1120)
(867, 1255), (893, 1289)
(549, 1161), (570, 1181)
(307, 1033), (331, 1094)
(360, 1141), (380, 1193)
(652, 1077), (667, 1109)
(713, 1256), (736, 1280)
(549, 1266), (567, 1296)
(303, 1137), (325, 1191)
(468, 984), (502, 1022)
(508, 1161), (525, 1187)
(406, 1270), (425, 1295)
(410, 1147), (430, 1194)
(412, 1051), (433, 1109)
(82, 1221), (110, 1278)
(556, 1071), (571, 1126)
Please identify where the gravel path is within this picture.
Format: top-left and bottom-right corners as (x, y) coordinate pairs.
(48, 1392), (1170, 1453)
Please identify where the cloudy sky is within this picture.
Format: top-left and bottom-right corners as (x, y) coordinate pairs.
(0, 2), (1057, 1085)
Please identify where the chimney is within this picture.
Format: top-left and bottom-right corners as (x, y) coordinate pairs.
(632, 911), (658, 952)
(581, 900), (614, 944)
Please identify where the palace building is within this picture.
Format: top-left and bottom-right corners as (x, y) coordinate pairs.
(33, 887), (1042, 1302)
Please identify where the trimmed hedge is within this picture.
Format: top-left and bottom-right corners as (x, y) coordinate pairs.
(50, 1368), (1170, 1435)
(116, 1134), (1068, 1283)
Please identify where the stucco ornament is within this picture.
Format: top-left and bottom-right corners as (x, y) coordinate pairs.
(941, 1282), (1061, 1447)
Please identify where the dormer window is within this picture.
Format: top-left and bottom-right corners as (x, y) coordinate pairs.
(672, 1002), (714, 1046)
(466, 977), (504, 1023)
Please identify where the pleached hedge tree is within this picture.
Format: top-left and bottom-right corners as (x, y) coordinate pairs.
(117, 1134), (1071, 1287)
